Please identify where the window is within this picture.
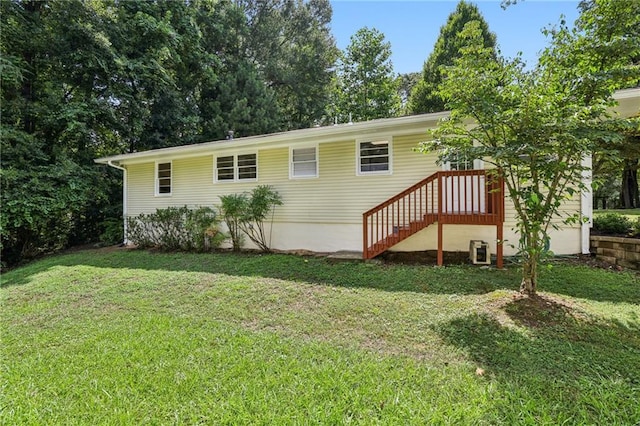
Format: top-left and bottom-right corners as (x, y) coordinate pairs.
(358, 139), (390, 175)
(156, 161), (172, 196)
(290, 146), (318, 178)
(446, 151), (481, 171)
(215, 153), (257, 182)
(216, 156), (235, 181)
(237, 154), (257, 180)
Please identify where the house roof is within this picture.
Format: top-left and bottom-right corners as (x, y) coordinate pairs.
(95, 87), (640, 166)
(95, 111), (449, 166)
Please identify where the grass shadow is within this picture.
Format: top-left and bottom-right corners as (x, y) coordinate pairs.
(1, 248), (518, 295)
(2, 248), (639, 303)
(537, 264), (640, 304)
(436, 295), (640, 422)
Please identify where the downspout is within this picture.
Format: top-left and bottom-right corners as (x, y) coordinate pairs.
(107, 160), (128, 245)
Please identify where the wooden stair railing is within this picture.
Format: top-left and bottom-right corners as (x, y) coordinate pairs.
(363, 170), (504, 265)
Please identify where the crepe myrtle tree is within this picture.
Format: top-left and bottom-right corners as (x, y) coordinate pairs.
(419, 21), (635, 295)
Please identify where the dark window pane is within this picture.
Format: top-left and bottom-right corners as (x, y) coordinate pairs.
(238, 167), (257, 180)
(238, 154), (256, 167)
(217, 156), (234, 168)
(359, 141), (389, 173)
(217, 169), (234, 180)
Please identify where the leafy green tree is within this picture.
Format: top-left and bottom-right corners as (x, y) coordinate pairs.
(239, 0), (338, 129)
(408, 0), (496, 114)
(332, 27), (400, 122)
(1, 0), (122, 265)
(420, 15), (638, 295)
(567, 0), (640, 208)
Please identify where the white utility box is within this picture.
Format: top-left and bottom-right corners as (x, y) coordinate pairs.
(469, 240), (491, 265)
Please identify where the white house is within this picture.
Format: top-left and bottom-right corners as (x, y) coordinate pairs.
(95, 88), (640, 264)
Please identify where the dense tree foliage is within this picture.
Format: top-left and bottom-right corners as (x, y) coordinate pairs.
(570, 0), (640, 209)
(396, 72), (420, 114)
(0, 0), (337, 266)
(240, 0), (338, 129)
(420, 0), (639, 294)
(408, 0), (496, 114)
(331, 27), (400, 122)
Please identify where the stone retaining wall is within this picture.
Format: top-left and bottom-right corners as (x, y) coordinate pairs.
(590, 235), (640, 270)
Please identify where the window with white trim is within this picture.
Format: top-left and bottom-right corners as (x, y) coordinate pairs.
(215, 153), (257, 182)
(156, 161), (172, 195)
(290, 146), (318, 178)
(449, 152), (474, 171)
(357, 139), (390, 175)
(445, 151), (483, 171)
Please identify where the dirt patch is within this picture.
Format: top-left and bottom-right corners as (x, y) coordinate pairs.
(503, 293), (590, 328)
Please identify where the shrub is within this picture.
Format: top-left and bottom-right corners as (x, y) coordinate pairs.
(218, 185), (282, 252)
(241, 185), (283, 252)
(592, 213), (632, 235)
(632, 217), (640, 237)
(99, 217), (124, 246)
(126, 206), (224, 252)
(219, 193), (247, 251)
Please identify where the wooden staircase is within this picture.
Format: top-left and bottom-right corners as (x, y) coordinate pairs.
(363, 170), (504, 266)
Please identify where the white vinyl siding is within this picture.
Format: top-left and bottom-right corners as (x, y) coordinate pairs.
(215, 153), (257, 182)
(357, 139), (391, 175)
(290, 146), (318, 178)
(155, 161), (172, 196)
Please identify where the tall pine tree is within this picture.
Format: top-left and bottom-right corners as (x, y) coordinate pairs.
(408, 1), (496, 114)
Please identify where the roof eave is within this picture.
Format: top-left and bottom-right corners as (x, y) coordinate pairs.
(94, 111), (449, 165)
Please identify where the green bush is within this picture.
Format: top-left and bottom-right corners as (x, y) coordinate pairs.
(219, 193), (247, 251)
(592, 213), (632, 235)
(632, 217), (640, 237)
(126, 206), (224, 252)
(218, 185), (282, 252)
(99, 217), (124, 246)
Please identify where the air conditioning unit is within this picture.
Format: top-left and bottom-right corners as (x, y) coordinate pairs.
(469, 240), (490, 265)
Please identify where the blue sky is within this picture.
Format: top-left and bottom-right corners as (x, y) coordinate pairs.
(330, 0), (581, 75)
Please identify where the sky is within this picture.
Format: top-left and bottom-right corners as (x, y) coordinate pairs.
(330, 0), (581, 75)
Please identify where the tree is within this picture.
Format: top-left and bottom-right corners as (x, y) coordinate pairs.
(238, 0), (338, 130)
(396, 72), (420, 114)
(570, 0), (640, 209)
(332, 27), (400, 122)
(408, 0), (496, 114)
(420, 14), (638, 295)
(1, 0), (122, 264)
(0, 0), (282, 265)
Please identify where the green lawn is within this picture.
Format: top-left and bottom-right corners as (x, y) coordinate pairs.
(2, 250), (639, 424)
(594, 208), (640, 219)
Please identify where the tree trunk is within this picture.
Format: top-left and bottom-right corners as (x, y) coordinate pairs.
(520, 231), (539, 295)
(520, 255), (537, 295)
(621, 159), (639, 209)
